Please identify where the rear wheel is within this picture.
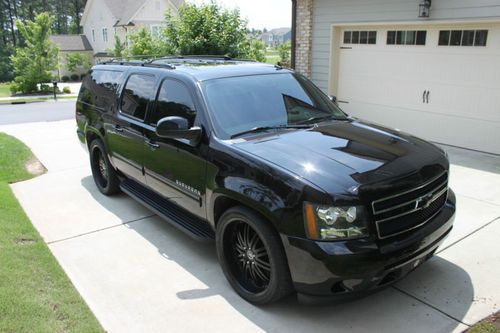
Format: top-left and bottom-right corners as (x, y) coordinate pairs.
(89, 139), (120, 195)
(216, 206), (293, 304)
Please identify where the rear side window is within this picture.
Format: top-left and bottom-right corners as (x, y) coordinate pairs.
(120, 74), (156, 120)
(149, 79), (197, 127)
(78, 69), (123, 110)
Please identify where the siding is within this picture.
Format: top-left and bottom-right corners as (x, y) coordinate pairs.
(311, 0), (500, 91)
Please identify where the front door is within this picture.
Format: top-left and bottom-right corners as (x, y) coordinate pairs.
(143, 78), (207, 219)
(107, 73), (157, 182)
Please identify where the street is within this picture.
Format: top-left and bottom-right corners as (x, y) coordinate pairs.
(0, 100), (75, 125)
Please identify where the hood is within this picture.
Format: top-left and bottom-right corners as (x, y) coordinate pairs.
(231, 119), (447, 196)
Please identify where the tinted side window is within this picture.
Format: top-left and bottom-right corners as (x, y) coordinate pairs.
(120, 74), (156, 120)
(150, 79), (196, 126)
(78, 69), (123, 109)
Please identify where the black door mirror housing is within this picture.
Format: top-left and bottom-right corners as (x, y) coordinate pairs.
(156, 116), (202, 141)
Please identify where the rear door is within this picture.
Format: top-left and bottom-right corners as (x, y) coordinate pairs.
(143, 78), (207, 219)
(106, 72), (157, 182)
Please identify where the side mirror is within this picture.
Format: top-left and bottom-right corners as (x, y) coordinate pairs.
(156, 116), (202, 141)
(329, 95), (337, 103)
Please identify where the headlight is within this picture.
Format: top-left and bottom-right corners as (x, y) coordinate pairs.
(303, 202), (368, 240)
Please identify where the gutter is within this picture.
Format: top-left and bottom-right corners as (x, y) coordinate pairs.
(291, 0), (297, 69)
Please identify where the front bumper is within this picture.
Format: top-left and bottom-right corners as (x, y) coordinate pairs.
(281, 189), (456, 304)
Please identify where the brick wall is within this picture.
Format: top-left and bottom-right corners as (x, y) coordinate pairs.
(294, 0), (313, 78)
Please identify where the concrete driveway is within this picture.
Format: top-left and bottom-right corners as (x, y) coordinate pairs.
(2, 119), (499, 333)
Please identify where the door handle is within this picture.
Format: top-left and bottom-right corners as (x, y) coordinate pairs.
(422, 90), (427, 103)
(146, 140), (160, 149)
(425, 90), (430, 104)
(114, 125), (123, 132)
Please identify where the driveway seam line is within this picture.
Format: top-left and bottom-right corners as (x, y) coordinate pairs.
(392, 286), (471, 327)
(437, 216), (500, 254)
(455, 193), (500, 207)
(47, 214), (156, 244)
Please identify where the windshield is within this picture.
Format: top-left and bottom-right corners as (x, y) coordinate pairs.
(202, 73), (348, 139)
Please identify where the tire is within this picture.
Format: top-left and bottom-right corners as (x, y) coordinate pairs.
(89, 139), (121, 196)
(216, 206), (294, 304)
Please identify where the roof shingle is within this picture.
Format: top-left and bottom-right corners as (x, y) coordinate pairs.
(50, 35), (93, 51)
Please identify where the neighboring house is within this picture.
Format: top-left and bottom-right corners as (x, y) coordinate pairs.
(292, 0), (500, 155)
(260, 27), (291, 47)
(81, 0), (184, 59)
(50, 34), (94, 78)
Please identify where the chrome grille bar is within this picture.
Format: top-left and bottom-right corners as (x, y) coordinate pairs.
(372, 171), (448, 239)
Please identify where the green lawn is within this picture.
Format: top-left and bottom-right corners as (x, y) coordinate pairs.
(0, 96), (77, 104)
(0, 82), (11, 97)
(468, 312), (500, 333)
(265, 49), (280, 65)
(0, 132), (103, 332)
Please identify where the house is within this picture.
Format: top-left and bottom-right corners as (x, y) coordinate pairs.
(291, 0), (500, 155)
(81, 0), (184, 59)
(50, 34), (94, 78)
(260, 27), (292, 47)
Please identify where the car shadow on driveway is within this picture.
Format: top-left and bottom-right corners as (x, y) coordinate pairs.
(80, 175), (474, 332)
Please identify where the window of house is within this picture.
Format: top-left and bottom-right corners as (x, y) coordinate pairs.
(343, 31), (377, 44)
(149, 79), (197, 127)
(120, 74), (156, 120)
(102, 28), (108, 42)
(387, 30), (427, 45)
(92, 29), (95, 42)
(151, 25), (161, 38)
(438, 30), (488, 46)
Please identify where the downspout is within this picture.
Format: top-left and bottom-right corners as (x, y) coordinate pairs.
(291, 0), (297, 69)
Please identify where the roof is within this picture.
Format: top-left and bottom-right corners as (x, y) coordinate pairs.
(104, 0), (184, 26)
(50, 35), (93, 51)
(96, 57), (292, 81)
(269, 27), (291, 36)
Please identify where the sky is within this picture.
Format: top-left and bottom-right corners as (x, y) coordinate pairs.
(190, 0), (292, 30)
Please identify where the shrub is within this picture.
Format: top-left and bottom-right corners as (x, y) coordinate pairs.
(61, 76), (69, 82)
(62, 86), (71, 94)
(70, 74), (79, 81)
(39, 84), (52, 93)
(10, 83), (19, 94)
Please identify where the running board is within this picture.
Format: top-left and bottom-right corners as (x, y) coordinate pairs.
(120, 179), (215, 242)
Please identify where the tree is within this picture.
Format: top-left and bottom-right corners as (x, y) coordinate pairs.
(162, 1), (249, 58)
(108, 35), (126, 58)
(277, 41), (291, 65)
(11, 13), (58, 93)
(128, 27), (162, 57)
(243, 38), (266, 62)
(65, 52), (91, 72)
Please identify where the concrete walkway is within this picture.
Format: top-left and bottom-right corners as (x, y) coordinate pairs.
(2, 120), (499, 333)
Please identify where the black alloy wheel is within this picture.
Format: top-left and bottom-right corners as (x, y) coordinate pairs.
(89, 139), (120, 195)
(216, 206), (293, 304)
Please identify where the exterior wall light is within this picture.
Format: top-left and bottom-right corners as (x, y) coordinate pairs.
(419, 0), (432, 18)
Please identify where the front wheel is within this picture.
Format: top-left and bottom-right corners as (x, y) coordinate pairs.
(89, 139), (120, 195)
(216, 206), (293, 304)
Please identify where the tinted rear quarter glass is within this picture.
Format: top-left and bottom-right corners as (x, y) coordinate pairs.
(78, 69), (123, 110)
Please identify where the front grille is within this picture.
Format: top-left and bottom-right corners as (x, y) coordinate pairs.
(372, 172), (448, 239)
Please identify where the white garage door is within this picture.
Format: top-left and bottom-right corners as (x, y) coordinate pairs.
(336, 24), (500, 155)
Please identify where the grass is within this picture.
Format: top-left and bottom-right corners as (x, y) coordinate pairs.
(265, 48), (280, 65)
(0, 82), (11, 97)
(0, 132), (103, 332)
(468, 312), (500, 333)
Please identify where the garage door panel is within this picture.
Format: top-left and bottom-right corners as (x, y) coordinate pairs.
(336, 26), (500, 154)
(343, 102), (500, 155)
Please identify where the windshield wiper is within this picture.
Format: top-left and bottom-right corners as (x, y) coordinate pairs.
(230, 124), (312, 139)
(296, 115), (346, 125)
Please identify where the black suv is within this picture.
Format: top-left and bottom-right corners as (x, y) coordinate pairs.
(76, 57), (455, 304)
